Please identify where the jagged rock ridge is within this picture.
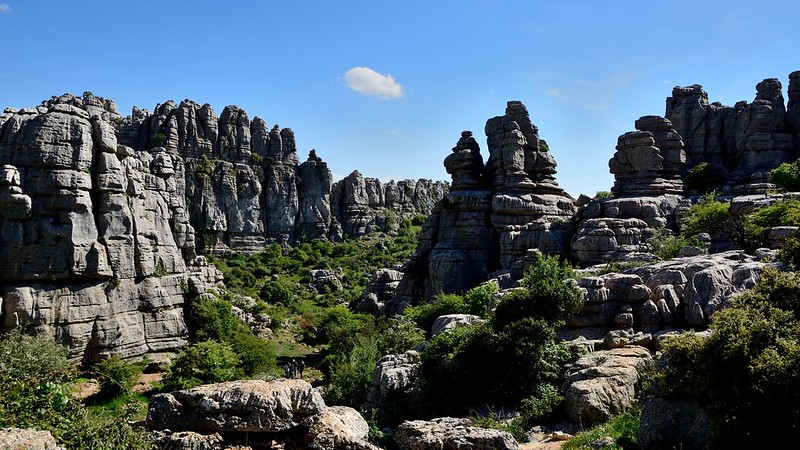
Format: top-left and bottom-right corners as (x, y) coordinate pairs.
(0, 93), (447, 363)
(391, 101), (577, 307)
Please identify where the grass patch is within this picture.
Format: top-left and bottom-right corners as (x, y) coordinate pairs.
(562, 406), (641, 450)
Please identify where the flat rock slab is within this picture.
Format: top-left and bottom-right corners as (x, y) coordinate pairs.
(147, 379), (325, 433)
(395, 417), (518, 450)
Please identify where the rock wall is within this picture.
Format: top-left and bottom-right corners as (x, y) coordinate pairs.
(0, 93), (447, 362)
(393, 102), (576, 306)
(116, 98), (447, 250)
(572, 71), (800, 266)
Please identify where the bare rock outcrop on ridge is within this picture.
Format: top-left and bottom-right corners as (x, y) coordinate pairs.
(393, 102), (576, 306)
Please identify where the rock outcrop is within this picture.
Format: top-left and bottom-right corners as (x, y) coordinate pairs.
(363, 350), (421, 425)
(148, 379), (379, 450)
(563, 346), (653, 424)
(395, 417), (518, 450)
(394, 102), (576, 305)
(0, 93), (447, 362)
(569, 251), (766, 335)
(0, 428), (65, 450)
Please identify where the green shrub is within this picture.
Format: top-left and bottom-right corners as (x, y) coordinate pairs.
(686, 162), (725, 194)
(655, 271), (800, 446)
(681, 192), (731, 237)
(162, 341), (243, 391)
(463, 282), (499, 318)
(562, 405), (642, 450)
(0, 332), (154, 449)
(325, 334), (379, 408)
(93, 355), (144, 397)
(258, 281), (292, 306)
(405, 292), (469, 336)
(648, 230), (702, 260)
(594, 190), (614, 199)
(770, 159), (800, 191)
(377, 314), (425, 355)
(492, 253), (582, 330)
(750, 198), (800, 228)
(777, 237), (800, 268)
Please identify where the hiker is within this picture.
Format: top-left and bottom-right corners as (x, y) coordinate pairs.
(283, 362), (291, 379)
(297, 359), (305, 378)
(290, 359), (297, 378)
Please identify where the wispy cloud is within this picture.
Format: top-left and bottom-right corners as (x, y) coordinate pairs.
(384, 127), (413, 139)
(344, 66), (404, 100)
(0, 4), (11, 13)
(543, 72), (635, 111)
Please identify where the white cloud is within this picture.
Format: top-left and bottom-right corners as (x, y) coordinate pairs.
(0, 4), (11, 13)
(344, 66), (404, 99)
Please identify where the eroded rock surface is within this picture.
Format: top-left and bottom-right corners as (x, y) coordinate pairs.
(395, 417), (518, 450)
(563, 347), (653, 423)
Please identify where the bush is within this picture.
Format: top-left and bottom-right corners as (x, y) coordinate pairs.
(777, 237), (800, 268)
(594, 190), (614, 199)
(655, 271), (800, 446)
(259, 280), (293, 305)
(770, 159), (800, 191)
(463, 282), (499, 318)
(377, 315), (425, 355)
(648, 230), (702, 260)
(162, 341), (243, 391)
(681, 192), (731, 237)
(325, 335), (379, 408)
(686, 162), (725, 194)
(492, 253), (582, 330)
(750, 198), (800, 228)
(404, 293), (469, 336)
(93, 355), (145, 397)
(0, 332), (154, 449)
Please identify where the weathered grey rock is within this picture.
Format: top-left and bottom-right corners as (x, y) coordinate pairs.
(396, 101), (575, 304)
(431, 314), (484, 337)
(363, 350), (421, 424)
(637, 398), (713, 450)
(149, 431), (225, 450)
(305, 406), (381, 450)
(395, 417), (518, 450)
(563, 347), (653, 423)
(309, 269), (343, 294)
(0, 428), (65, 450)
(147, 379), (325, 433)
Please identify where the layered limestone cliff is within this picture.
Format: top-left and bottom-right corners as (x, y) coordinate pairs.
(572, 72), (800, 266)
(0, 93), (447, 363)
(392, 101), (576, 307)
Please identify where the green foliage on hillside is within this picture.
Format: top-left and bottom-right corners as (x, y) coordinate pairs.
(412, 253), (583, 430)
(770, 159), (800, 191)
(92, 356), (145, 397)
(162, 340), (244, 391)
(0, 332), (154, 450)
(655, 267), (800, 446)
(685, 162), (725, 194)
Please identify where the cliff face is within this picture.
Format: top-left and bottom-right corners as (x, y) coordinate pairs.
(392, 101), (577, 306)
(0, 93), (447, 363)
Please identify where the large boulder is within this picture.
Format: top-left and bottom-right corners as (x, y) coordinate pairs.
(0, 428), (64, 450)
(304, 406), (381, 450)
(563, 347), (653, 423)
(147, 379), (325, 433)
(363, 350), (421, 424)
(637, 398), (713, 450)
(395, 417), (518, 450)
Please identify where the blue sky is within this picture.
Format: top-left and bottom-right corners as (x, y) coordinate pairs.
(2, 1), (799, 197)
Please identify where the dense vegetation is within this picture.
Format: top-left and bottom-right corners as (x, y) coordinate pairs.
(654, 267), (800, 446)
(0, 332), (154, 449)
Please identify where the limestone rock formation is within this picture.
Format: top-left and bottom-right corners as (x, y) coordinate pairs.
(394, 102), (576, 305)
(0, 93), (448, 361)
(430, 314), (483, 337)
(637, 398), (713, 450)
(0, 428), (65, 450)
(394, 417), (518, 450)
(148, 379), (378, 450)
(570, 251), (766, 334)
(363, 350), (421, 425)
(563, 346), (653, 423)
(147, 379), (325, 433)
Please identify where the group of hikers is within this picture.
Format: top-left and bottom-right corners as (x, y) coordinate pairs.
(283, 358), (305, 379)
